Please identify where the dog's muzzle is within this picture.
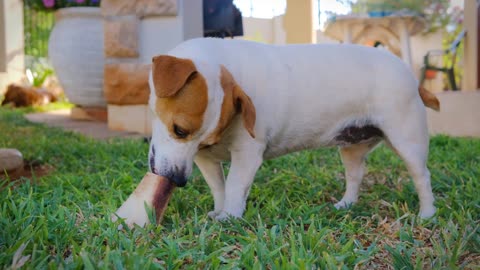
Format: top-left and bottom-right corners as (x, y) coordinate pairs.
(150, 157), (187, 187)
(164, 168), (187, 187)
(149, 164), (188, 187)
(149, 147), (188, 187)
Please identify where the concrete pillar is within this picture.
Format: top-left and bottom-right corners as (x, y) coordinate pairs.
(343, 24), (352, 43)
(0, 0), (24, 94)
(283, 0), (316, 44)
(182, 0), (203, 40)
(462, 0), (478, 91)
(398, 20), (413, 68)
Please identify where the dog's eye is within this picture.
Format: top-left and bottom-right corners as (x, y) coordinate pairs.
(173, 124), (189, 139)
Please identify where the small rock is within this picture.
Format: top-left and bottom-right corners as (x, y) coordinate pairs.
(0, 148), (24, 172)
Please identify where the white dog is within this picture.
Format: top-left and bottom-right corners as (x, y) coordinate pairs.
(147, 38), (439, 221)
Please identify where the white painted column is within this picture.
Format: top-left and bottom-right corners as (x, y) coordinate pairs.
(343, 23), (352, 43)
(0, 0), (25, 94)
(462, 0), (478, 90)
(284, 0), (316, 44)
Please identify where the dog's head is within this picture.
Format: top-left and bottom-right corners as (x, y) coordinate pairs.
(148, 55), (256, 187)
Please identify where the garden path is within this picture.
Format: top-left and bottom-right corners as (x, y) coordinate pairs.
(25, 109), (144, 140)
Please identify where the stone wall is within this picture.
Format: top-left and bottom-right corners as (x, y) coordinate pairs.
(101, 0), (203, 134)
(101, 0), (177, 105)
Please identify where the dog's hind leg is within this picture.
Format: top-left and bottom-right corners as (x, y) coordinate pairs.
(194, 154), (225, 218)
(335, 142), (378, 209)
(383, 108), (436, 218)
(385, 138), (436, 218)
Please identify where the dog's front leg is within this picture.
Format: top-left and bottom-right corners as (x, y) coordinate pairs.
(194, 154), (225, 218)
(216, 143), (265, 221)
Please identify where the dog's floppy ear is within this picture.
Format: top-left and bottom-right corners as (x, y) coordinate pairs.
(221, 66), (256, 138)
(233, 82), (256, 138)
(152, 55), (197, 98)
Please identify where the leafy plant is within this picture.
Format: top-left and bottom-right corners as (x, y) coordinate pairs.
(24, 2), (55, 58)
(349, 0), (456, 34)
(25, 0), (101, 11)
(24, 57), (56, 87)
(27, 67), (54, 88)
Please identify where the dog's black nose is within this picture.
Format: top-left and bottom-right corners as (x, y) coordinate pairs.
(149, 167), (186, 187)
(164, 164), (188, 187)
(170, 173), (187, 187)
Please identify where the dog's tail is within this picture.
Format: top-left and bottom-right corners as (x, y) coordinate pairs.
(419, 86), (440, 111)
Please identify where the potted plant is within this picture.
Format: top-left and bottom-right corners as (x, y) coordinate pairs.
(27, 0), (106, 107)
(26, 0), (100, 10)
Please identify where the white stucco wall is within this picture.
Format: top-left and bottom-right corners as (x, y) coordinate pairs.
(138, 0), (202, 63)
(272, 15), (286, 44)
(316, 30), (339, 44)
(240, 17), (274, 43)
(0, 0), (25, 94)
(139, 16), (184, 63)
(240, 15), (286, 44)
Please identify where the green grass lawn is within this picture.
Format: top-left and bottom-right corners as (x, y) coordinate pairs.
(0, 106), (479, 269)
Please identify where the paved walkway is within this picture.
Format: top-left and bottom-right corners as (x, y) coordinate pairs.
(25, 109), (145, 140)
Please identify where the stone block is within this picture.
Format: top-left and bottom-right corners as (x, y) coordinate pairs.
(104, 16), (139, 58)
(104, 63), (151, 105)
(70, 106), (108, 122)
(0, 149), (23, 172)
(101, 0), (177, 17)
(108, 104), (150, 134)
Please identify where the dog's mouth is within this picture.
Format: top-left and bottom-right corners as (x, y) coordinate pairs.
(149, 163), (188, 188)
(164, 171), (188, 187)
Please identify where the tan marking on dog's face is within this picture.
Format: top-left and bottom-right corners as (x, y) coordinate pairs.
(201, 65), (256, 147)
(152, 56), (208, 141)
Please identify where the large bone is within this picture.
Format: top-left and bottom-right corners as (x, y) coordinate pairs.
(112, 173), (175, 228)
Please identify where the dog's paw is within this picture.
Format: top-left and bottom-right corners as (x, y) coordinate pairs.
(207, 210), (222, 219)
(334, 200), (355, 210)
(111, 213), (148, 230)
(419, 205), (436, 219)
(215, 211), (232, 221)
(214, 211), (241, 221)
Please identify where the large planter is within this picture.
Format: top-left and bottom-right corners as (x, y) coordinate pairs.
(48, 7), (106, 107)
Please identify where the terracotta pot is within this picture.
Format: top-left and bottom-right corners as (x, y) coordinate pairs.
(48, 7), (105, 107)
(425, 69), (437, 80)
